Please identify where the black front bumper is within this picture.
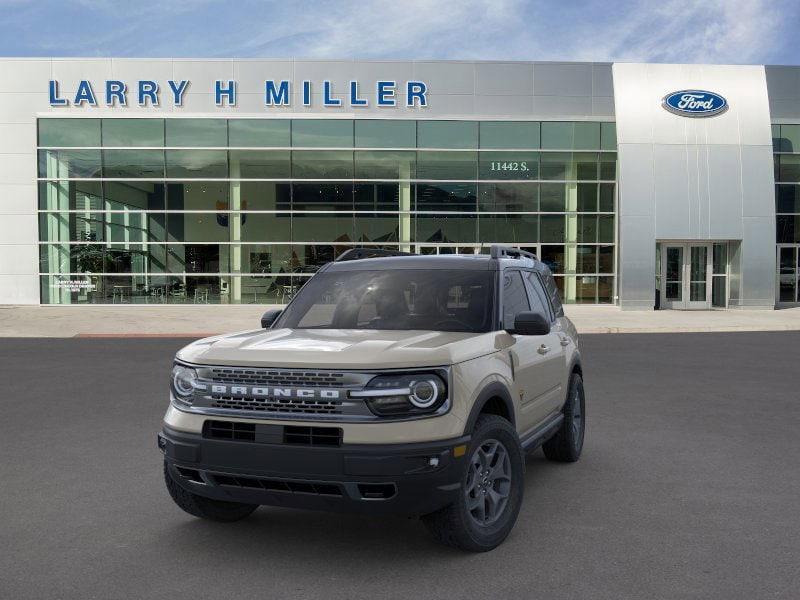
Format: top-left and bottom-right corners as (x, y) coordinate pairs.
(159, 425), (470, 516)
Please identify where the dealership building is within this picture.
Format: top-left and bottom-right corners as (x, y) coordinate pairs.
(1, 58), (799, 310)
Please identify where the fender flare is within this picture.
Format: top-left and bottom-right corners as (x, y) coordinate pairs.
(463, 381), (516, 435)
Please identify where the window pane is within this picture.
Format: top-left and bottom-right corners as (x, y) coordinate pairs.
(502, 271), (530, 329)
(478, 183), (538, 212)
(779, 155), (800, 182)
(577, 214), (597, 242)
(573, 122), (601, 150)
(780, 125), (800, 153)
(292, 150), (353, 178)
(166, 150), (227, 178)
(229, 119), (290, 147)
(293, 213), (354, 242)
(39, 119), (100, 147)
(575, 153), (599, 180)
(777, 215), (800, 243)
(292, 183), (354, 211)
(598, 245), (614, 273)
(354, 183), (401, 210)
(539, 183), (566, 212)
(167, 244), (228, 273)
(102, 119), (164, 147)
(776, 184), (800, 213)
(417, 121), (478, 149)
(415, 183), (476, 211)
(103, 149), (164, 178)
(355, 120), (415, 148)
(168, 213), (233, 243)
(577, 183), (598, 212)
(415, 214), (477, 243)
(355, 213), (400, 242)
(600, 153), (616, 180)
(575, 275), (597, 303)
(239, 181), (291, 210)
(713, 243), (727, 274)
(599, 183), (615, 212)
(479, 152), (539, 179)
(39, 181), (104, 210)
(167, 182), (229, 211)
(166, 119), (227, 147)
(478, 214), (538, 243)
(600, 123), (617, 151)
(576, 245), (597, 273)
(541, 122), (573, 149)
(229, 150), (290, 178)
(416, 151), (477, 179)
(540, 245), (565, 273)
(39, 212), (105, 243)
(540, 152), (570, 180)
(241, 212), (291, 242)
(479, 122), (540, 149)
(291, 120), (353, 147)
(599, 215), (614, 242)
(38, 149), (102, 178)
(540, 215), (566, 243)
(105, 181), (165, 210)
(354, 151), (415, 179)
(597, 276), (613, 303)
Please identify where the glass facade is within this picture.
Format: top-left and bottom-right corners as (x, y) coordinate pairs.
(37, 118), (617, 304)
(774, 124), (800, 303)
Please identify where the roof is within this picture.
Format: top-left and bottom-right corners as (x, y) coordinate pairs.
(325, 253), (498, 271)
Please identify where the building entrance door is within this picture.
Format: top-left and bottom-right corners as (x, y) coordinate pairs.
(660, 243), (712, 309)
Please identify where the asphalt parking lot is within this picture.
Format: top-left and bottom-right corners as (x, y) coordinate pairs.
(2, 332), (799, 600)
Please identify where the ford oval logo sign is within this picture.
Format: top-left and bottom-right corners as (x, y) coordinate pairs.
(662, 90), (728, 117)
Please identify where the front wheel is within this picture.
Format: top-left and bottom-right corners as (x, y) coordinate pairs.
(164, 462), (258, 522)
(422, 415), (524, 552)
(542, 372), (585, 462)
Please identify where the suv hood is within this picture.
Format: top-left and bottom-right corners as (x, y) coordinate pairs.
(177, 328), (501, 369)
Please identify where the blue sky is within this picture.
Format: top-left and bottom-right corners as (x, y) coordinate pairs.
(1, 0), (798, 65)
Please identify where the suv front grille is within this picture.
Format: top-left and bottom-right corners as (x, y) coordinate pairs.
(283, 425), (342, 447)
(209, 396), (343, 415)
(203, 420), (256, 441)
(211, 474), (343, 497)
(209, 368), (347, 387)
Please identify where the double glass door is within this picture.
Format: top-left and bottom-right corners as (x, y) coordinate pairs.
(661, 243), (712, 309)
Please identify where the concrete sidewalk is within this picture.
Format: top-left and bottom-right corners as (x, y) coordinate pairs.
(3, 303), (800, 337)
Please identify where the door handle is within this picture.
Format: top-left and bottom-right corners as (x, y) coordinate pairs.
(537, 344), (550, 355)
(559, 335), (570, 347)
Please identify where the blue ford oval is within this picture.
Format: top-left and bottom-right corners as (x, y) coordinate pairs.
(662, 90), (728, 117)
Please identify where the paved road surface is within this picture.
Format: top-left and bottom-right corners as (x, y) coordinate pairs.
(1, 333), (798, 599)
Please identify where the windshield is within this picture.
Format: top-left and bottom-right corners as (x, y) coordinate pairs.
(275, 269), (496, 333)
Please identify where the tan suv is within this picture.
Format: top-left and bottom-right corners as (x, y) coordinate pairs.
(159, 245), (585, 551)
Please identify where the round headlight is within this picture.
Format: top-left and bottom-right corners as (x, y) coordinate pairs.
(409, 379), (439, 408)
(172, 364), (197, 398)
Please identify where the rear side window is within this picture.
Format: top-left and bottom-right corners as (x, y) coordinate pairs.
(502, 271), (531, 330)
(522, 271), (553, 321)
(540, 268), (564, 317)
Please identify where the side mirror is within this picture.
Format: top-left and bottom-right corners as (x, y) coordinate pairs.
(260, 309), (283, 329)
(511, 311), (551, 336)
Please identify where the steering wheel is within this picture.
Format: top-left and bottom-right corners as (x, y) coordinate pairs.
(432, 318), (472, 330)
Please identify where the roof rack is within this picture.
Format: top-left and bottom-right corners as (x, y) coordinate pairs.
(489, 245), (538, 261)
(335, 247), (415, 262)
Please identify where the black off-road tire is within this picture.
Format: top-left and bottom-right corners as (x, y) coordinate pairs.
(542, 373), (585, 463)
(422, 415), (524, 552)
(164, 462), (258, 522)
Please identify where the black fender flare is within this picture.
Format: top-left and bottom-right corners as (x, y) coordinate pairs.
(463, 381), (516, 435)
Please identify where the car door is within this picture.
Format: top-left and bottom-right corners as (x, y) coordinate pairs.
(522, 270), (567, 415)
(501, 270), (563, 433)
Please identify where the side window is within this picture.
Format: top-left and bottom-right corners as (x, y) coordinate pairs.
(502, 271), (531, 330)
(522, 271), (553, 321)
(541, 269), (564, 317)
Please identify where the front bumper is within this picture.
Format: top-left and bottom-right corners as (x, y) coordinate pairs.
(159, 425), (470, 516)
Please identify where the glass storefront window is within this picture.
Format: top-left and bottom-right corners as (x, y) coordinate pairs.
(479, 122), (540, 149)
(229, 119), (290, 147)
(355, 120), (416, 148)
(417, 121), (478, 149)
(37, 117), (617, 305)
(102, 119), (164, 147)
(39, 119), (100, 147)
(292, 120), (353, 147)
(778, 155), (800, 182)
(166, 119), (227, 147)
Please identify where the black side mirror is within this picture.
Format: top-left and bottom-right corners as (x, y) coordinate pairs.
(260, 309), (283, 329)
(511, 311), (551, 336)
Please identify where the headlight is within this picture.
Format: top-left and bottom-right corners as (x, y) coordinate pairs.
(171, 364), (198, 405)
(351, 372), (447, 417)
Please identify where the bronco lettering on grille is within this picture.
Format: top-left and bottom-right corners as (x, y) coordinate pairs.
(209, 384), (342, 400)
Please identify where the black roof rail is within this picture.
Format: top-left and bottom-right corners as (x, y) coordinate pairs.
(489, 245), (538, 261)
(335, 247), (415, 262)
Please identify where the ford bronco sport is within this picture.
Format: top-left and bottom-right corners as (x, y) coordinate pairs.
(159, 245), (585, 551)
